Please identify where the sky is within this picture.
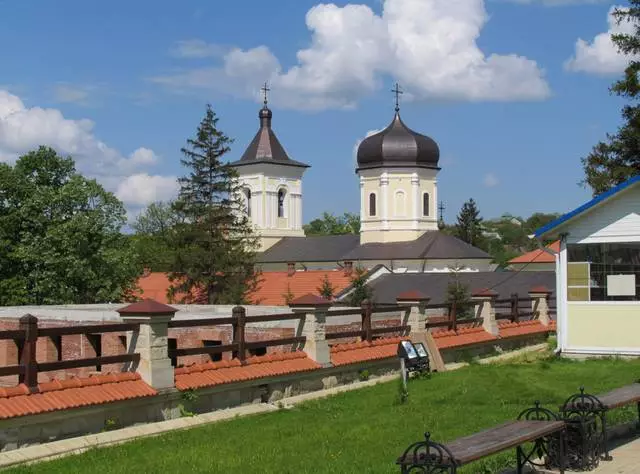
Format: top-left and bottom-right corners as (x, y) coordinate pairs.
(0, 0), (634, 224)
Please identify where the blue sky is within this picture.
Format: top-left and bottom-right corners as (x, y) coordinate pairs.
(0, 0), (631, 223)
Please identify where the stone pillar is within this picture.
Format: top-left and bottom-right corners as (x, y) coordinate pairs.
(396, 290), (430, 339)
(529, 286), (552, 326)
(290, 294), (332, 367)
(471, 289), (499, 337)
(117, 299), (177, 391)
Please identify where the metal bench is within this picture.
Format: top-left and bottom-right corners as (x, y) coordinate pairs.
(397, 402), (566, 473)
(561, 381), (640, 466)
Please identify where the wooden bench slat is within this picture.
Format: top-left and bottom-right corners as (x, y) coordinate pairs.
(444, 420), (565, 465)
(596, 383), (640, 410)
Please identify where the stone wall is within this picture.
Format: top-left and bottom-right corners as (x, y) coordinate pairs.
(0, 358), (396, 452)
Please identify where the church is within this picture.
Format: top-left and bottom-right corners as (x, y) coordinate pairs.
(138, 87), (555, 305)
(230, 86), (494, 276)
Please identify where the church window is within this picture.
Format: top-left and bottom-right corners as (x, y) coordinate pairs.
(423, 193), (430, 217)
(278, 189), (286, 218)
(394, 190), (406, 217)
(244, 189), (252, 217)
(369, 193), (376, 217)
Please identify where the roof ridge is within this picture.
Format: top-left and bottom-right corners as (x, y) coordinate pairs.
(0, 372), (141, 398)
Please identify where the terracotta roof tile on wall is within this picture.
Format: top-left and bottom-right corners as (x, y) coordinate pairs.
(431, 327), (498, 350)
(509, 241), (560, 264)
(0, 373), (157, 420)
(330, 337), (404, 367)
(174, 351), (320, 391)
(498, 320), (556, 338)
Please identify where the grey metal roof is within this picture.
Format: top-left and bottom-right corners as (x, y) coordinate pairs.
(229, 106), (309, 169)
(356, 111), (439, 172)
(258, 234), (361, 263)
(342, 231), (491, 261)
(365, 271), (556, 305)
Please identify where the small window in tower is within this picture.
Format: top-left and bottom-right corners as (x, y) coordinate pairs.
(423, 193), (430, 217)
(278, 189), (286, 218)
(395, 191), (406, 217)
(369, 193), (377, 217)
(244, 189), (251, 217)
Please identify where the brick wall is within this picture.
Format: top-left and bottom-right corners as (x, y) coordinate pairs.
(0, 316), (400, 385)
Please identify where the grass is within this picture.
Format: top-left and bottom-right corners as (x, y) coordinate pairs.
(7, 355), (640, 474)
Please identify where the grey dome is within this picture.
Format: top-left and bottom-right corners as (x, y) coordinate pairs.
(356, 111), (440, 171)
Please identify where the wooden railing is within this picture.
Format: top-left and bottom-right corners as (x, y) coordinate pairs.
(324, 301), (410, 342)
(0, 316), (140, 389)
(494, 293), (535, 323)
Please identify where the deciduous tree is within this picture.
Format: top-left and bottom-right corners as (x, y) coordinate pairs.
(0, 147), (139, 305)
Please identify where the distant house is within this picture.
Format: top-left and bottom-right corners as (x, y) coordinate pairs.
(508, 241), (559, 272)
(535, 176), (640, 357)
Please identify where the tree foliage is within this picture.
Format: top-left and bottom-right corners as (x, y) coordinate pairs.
(347, 266), (374, 306)
(169, 105), (259, 304)
(130, 201), (180, 272)
(316, 274), (336, 300)
(303, 212), (360, 235)
(454, 198), (483, 247)
(0, 147), (139, 305)
(582, 4), (640, 194)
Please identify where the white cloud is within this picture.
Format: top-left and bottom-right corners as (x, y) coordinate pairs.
(150, 0), (550, 110)
(565, 5), (636, 75)
(0, 89), (177, 212)
(483, 172), (499, 187)
(169, 39), (228, 59)
(116, 174), (179, 207)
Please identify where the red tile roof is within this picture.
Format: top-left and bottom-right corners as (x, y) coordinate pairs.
(330, 337), (404, 367)
(252, 271), (353, 305)
(509, 241), (560, 264)
(0, 373), (157, 420)
(290, 294), (332, 307)
(174, 351), (321, 391)
(118, 299), (177, 315)
(136, 270), (353, 306)
(432, 327), (497, 349)
(396, 290), (430, 301)
(498, 320), (556, 338)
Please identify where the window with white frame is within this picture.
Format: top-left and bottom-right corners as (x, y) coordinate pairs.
(244, 188), (251, 217)
(567, 242), (640, 301)
(277, 189), (286, 218)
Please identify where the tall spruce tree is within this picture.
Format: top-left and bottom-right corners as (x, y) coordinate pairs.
(169, 105), (259, 304)
(582, 4), (640, 194)
(455, 198), (483, 247)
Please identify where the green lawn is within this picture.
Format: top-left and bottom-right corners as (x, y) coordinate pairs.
(8, 355), (640, 474)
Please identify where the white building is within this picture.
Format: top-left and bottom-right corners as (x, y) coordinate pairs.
(535, 175), (640, 357)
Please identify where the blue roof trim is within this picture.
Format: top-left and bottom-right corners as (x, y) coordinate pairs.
(535, 175), (640, 238)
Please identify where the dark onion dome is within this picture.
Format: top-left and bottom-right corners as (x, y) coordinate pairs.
(356, 111), (439, 172)
(229, 105), (309, 169)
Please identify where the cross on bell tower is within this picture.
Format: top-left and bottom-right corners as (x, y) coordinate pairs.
(391, 82), (403, 112)
(261, 82), (270, 106)
(438, 201), (446, 230)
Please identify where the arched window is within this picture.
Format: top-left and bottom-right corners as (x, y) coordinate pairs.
(394, 190), (406, 217)
(423, 192), (430, 217)
(369, 193), (376, 217)
(244, 189), (251, 217)
(278, 189), (286, 218)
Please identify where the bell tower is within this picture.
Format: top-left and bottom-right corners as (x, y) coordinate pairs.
(229, 84), (310, 251)
(356, 84), (440, 244)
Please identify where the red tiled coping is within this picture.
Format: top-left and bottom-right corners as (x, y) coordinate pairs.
(498, 320), (556, 338)
(330, 336), (405, 367)
(0, 373), (157, 420)
(174, 351), (321, 391)
(432, 327), (497, 349)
